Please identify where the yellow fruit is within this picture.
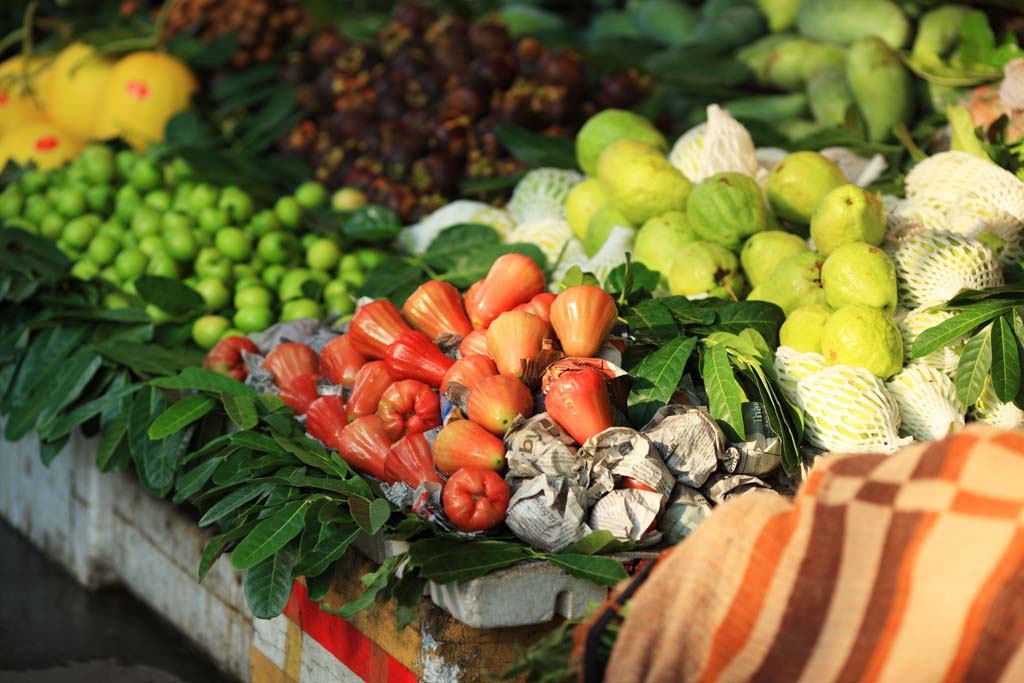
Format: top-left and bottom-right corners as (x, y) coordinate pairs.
(45, 43), (115, 140)
(0, 56), (50, 136)
(95, 51), (197, 150)
(0, 121), (85, 170)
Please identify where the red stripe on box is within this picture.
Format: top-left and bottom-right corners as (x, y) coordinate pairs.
(285, 581), (418, 683)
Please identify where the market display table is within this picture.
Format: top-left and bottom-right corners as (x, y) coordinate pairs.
(0, 429), (561, 682)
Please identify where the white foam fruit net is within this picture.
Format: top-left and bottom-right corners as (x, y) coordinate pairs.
(889, 230), (1003, 307)
(402, 200), (514, 253)
(774, 346), (826, 405)
(506, 168), (583, 225)
(972, 380), (1024, 430)
(886, 365), (966, 442)
(796, 365), (911, 454)
(895, 306), (963, 377)
(896, 151), (1024, 263)
(505, 217), (577, 268)
(584, 225), (634, 283)
(669, 104), (762, 184)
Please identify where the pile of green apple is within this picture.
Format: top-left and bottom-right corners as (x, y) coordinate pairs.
(0, 143), (386, 348)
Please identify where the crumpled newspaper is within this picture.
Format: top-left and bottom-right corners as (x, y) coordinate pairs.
(250, 318), (323, 354)
(242, 350), (275, 395)
(641, 405), (726, 488)
(589, 489), (663, 547)
(380, 481), (460, 533)
(580, 427), (676, 500)
(717, 403), (782, 477)
(504, 474), (592, 553)
(703, 472), (775, 505)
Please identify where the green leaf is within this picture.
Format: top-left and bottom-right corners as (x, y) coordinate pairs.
(422, 224), (501, 269)
(181, 433), (235, 466)
(623, 300), (680, 345)
(135, 275), (204, 316)
(229, 431), (281, 453)
(39, 434), (70, 466)
(545, 554), (627, 587)
(172, 457), (224, 505)
(94, 340), (204, 377)
(294, 525), (360, 577)
(408, 538), (530, 584)
(162, 109), (220, 148)
(148, 395), (217, 440)
(5, 347), (102, 441)
(199, 483), (274, 527)
(222, 393), (258, 430)
(702, 343), (747, 441)
(332, 556), (401, 620)
(563, 530), (631, 556)
(349, 497), (392, 535)
(494, 123), (578, 169)
(244, 544), (299, 619)
(198, 521), (258, 582)
(232, 500), (309, 571)
(151, 367), (257, 395)
(39, 379), (140, 441)
(390, 574), (424, 630)
(96, 408), (130, 471)
(626, 336), (697, 426)
(701, 301), (785, 348)
(341, 205), (402, 243)
(305, 567), (336, 602)
(912, 301), (1015, 357)
(990, 314), (1021, 403)
(658, 296), (717, 327)
(956, 324), (994, 406)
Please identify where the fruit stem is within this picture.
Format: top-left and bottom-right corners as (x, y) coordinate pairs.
(893, 122), (927, 163)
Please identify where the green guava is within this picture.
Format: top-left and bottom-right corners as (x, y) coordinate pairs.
(746, 251), (827, 314)
(565, 178), (609, 241)
(821, 304), (903, 378)
(809, 184), (887, 256)
(821, 241), (897, 312)
(765, 151), (847, 224)
(633, 211), (697, 279)
(585, 205), (634, 257)
(739, 230), (809, 287)
(667, 241), (747, 299)
(779, 304), (832, 353)
(686, 172), (767, 252)
(576, 109), (667, 177)
(598, 139), (691, 225)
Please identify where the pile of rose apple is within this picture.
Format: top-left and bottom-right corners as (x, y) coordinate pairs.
(204, 253), (620, 533)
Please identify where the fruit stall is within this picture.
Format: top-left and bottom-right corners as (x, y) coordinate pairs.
(0, 1), (1022, 682)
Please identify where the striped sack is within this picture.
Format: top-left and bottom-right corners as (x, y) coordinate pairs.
(603, 424), (1024, 683)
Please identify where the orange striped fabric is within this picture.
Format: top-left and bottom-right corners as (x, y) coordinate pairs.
(603, 425), (1024, 683)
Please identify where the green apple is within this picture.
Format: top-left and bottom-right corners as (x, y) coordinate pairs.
(194, 247), (234, 282)
(114, 249), (148, 281)
(274, 196), (302, 229)
(131, 205), (162, 237)
(192, 315), (232, 349)
(219, 186), (254, 223)
(261, 264), (288, 290)
(331, 187), (368, 212)
(215, 227), (252, 262)
(257, 231), (298, 264)
(233, 306), (275, 333)
(306, 238), (342, 271)
(295, 181), (327, 209)
(281, 298), (323, 322)
(86, 235), (119, 266)
(193, 277), (231, 310)
(235, 286), (274, 310)
(147, 252), (180, 278)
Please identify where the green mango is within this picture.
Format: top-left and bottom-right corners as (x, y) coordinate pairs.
(755, 0), (804, 32)
(846, 36), (914, 142)
(740, 35), (845, 90)
(807, 67), (856, 127)
(797, 0), (909, 49)
(911, 5), (973, 60)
